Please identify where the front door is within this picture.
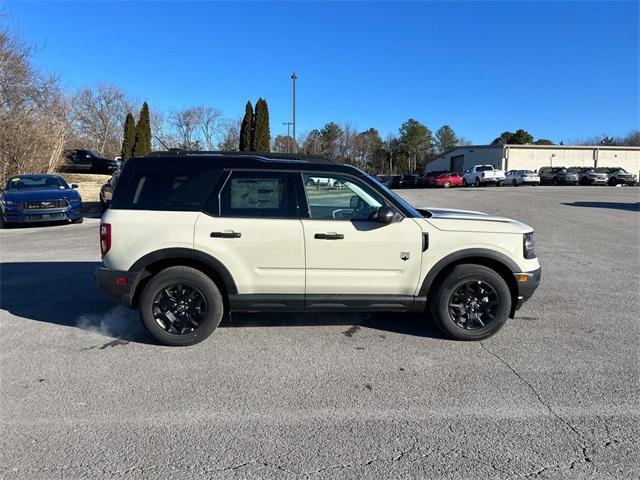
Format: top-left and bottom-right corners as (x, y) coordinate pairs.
(300, 174), (424, 297)
(194, 170), (305, 295)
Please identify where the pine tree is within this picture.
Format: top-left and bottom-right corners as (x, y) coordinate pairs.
(239, 101), (254, 151)
(253, 98), (271, 152)
(120, 112), (136, 160)
(133, 102), (152, 156)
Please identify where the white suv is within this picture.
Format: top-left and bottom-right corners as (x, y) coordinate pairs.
(96, 152), (541, 346)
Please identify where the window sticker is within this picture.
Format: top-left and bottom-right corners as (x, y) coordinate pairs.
(230, 178), (282, 209)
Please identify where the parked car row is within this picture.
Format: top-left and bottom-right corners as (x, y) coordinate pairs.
(376, 165), (636, 189)
(538, 166), (636, 186)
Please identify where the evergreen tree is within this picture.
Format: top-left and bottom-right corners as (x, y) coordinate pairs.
(133, 102), (152, 156)
(398, 119), (432, 172)
(120, 112), (136, 160)
(253, 98), (271, 152)
(239, 101), (254, 151)
(435, 125), (459, 153)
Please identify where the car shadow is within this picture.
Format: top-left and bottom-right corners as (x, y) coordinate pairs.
(0, 261), (447, 344)
(562, 201), (640, 212)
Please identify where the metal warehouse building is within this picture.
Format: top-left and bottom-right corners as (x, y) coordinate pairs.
(427, 144), (640, 177)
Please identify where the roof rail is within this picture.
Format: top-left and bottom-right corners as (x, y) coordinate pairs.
(146, 149), (335, 164)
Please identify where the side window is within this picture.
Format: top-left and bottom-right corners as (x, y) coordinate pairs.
(303, 174), (383, 221)
(219, 171), (297, 218)
(114, 168), (221, 211)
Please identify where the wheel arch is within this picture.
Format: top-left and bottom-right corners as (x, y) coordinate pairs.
(419, 249), (519, 318)
(129, 248), (237, 308)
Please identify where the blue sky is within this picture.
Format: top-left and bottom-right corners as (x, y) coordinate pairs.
(6, 1), (639, 143)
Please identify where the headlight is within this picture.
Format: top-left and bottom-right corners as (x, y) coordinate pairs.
(523, 232), (536, 259)
(1, 199), (16, 206)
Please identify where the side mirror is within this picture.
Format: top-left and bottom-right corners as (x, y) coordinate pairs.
(377, 206), (395, 224)
(349, 195), (359, 209)
(71, 184), (79, 189)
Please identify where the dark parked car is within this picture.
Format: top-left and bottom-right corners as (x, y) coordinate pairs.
(595, 167), (637, 186)
(0, 174), (83, 226)
(538, 166), (578, 185)
(399, 174), (420, 188)
(58, 149), (119, 174)
(99, 172), (120, 210)
(381, 175), (401, 189)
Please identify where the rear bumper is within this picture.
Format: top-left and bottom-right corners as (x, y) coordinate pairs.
(95, 267), (139, 307)
(514, 267), (541, 310)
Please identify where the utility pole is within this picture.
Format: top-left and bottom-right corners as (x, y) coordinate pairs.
(282, 122), (293, 153)
(291, 72), (297, 152)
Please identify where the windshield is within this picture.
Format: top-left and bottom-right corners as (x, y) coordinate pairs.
(6, 176), (69, 191)
(367, 175), (422, 218)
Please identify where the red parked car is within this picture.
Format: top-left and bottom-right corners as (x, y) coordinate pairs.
(423, 171), (464, 188)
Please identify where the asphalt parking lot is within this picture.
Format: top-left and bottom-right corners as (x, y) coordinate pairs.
(1, 186), (639, 479)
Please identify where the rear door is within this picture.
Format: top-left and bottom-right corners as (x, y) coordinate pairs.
(193, 170), (305, 295)
(299, 173), (423, 297)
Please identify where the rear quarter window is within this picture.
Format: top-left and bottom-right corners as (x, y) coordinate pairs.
(111, 160), (222, 211)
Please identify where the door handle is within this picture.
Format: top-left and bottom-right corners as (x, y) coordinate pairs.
(210, 231), (241, 238)
(314, 233), (344, 240)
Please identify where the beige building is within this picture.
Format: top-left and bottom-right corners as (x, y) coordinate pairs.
(427, 144), (640, 177)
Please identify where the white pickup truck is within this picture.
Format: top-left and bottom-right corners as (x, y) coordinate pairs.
(463, 165), (506, 187)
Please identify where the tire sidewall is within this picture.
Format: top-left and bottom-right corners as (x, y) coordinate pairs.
(139, 266), (224, 346)
(431, 265), (511, 341)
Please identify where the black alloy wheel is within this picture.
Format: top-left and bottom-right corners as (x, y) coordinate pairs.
(139, 266), (224, 346)
(152, 283), (207, 335)
(447, 280), (499, 330)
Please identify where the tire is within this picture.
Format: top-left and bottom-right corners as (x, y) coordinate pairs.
(463, 179), (468, 187)
(608, 178), (617, 186)
(512, 179), (518, 187)
(443, 181), (451, 188)
(139, 266), (224, 346)
(496, 181), (502, 187)
(71, 217), (84, 224)
(475, 177), (481, 187)
(430, 264), (511, 341)
(552, 177), (558, 186)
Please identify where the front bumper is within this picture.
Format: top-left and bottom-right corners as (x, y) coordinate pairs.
(514, 267), (541, 310)
(3, 204), (83, 223)
(95, 267), (140, 307)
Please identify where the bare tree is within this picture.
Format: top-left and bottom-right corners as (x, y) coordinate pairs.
(169, 107), (202, 149)
(195, 106), (223, 150)
(218, 118), (241, 151)
(71, 84), (132, 158)
(0, 28), (70, 183)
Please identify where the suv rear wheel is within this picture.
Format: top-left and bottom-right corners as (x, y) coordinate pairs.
(139, 266), (224, 346)
(430, 264), (511, 340)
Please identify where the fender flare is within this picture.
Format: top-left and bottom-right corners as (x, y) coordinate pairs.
(129, 247), (238, 294)
(419, 248), (520, 297)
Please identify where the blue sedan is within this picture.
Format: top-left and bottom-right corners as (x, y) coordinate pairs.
(0, 174), (83, 226)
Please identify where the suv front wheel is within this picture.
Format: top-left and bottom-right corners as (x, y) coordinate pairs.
(430, 264), (511, 340)
(139, 266), (224, 346)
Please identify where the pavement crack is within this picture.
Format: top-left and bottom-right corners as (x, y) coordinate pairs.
(479, 342), (584, 442)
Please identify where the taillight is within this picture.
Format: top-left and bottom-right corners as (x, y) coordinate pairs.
(100, 223), (111, 257)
